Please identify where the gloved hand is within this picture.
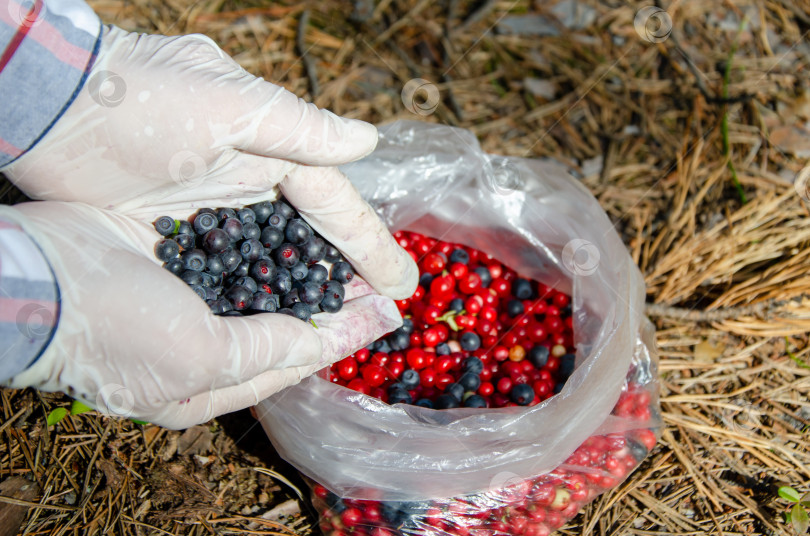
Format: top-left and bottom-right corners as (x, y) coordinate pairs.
(1, 201), (403, 430)
(2, 25), (417, 299)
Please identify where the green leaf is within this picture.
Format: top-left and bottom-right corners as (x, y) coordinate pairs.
(46, 407), (68, 427)
(309, 319), (318, 329)
(172, 219), (181, 234)
(781, 487), (802, 503)
(70, 400), (93, 415)
(801, 492), (810, 508)
(130, 419), (149, 425)
(791, 504), (809, 534)
(446, 316), (460, 332)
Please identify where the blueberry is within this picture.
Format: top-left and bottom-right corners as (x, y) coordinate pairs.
(462, 356), (483, 374)
(449, 249), (469, 264)
(553, 382), (564, 394)
(242, 222), (261, 241)
(250, 292), (277, 312)
(463, 395), (487, 408)
(225, 285), (253, 310)
(415, 398), (434, 408)
(220, 248), (242, 273)
(165, 259), (185, 276)
(561, 305), (572, 317)
(510, 383), (534, 405)
(155, 238), (180, 262)
(299, 282), (324, 306)
(419, 273), (434, 288)
(175, 233), (195, 250)
(559, 353), (576, 380)
(435, 394), (460, 409)
(189, 285), (207, 300)
(200, 272), (218, 288)
(176, 220), (193, 236)
(193, 212), (218, 235)
(266, 213), (287, 231)
(221, 310), (243, 317)
(274, 243), (300, 268)
(435, 342), (451, 355)
(282, 288), (301, 308)
(507, 299), (524, 318)
(206, 254), (225, 275)
(270, 270), (293, 295)
(376, 339), (392, 353)
(181, 249), (206, 272)
(459, 331), (481, 351)
(221, 218), (243, 242)
(181, 270), (204, 286)
(154, 216), (176, 236)
(448, 298), (465, 312)
(458, 372), (481, 391)
(627, 439), (649, 462)
(400, 369), (419, 390)
(388, 389), (412, 404)
(290, 262), (308, 281)
(291, 302), (312, 322)
(319, 293), (343, 313)
(299, 237), (326, 264)
(237, 207), (256, 224)
(323, 280), (345, 299)
(401, 317), (414, 334)
(305, 264), (328, 285)
(387, 330), (410, 351)
(285, 219), (313, 245)
(260, 226), (284, 250)
(248, 201), (273, 224)
(202, 228), (230, 254)
(232, 261), (250, 278)
(272, 200), (295, 220)
(512, 278), (533, 299)
(208, 298), (233, 315)
(474, 266), (492, 287)
(445, 383), (464, 401)
(234, 276), (258, 294)
(240, 238), (264, 263)
(217, 208), (236, 221)
(528, 346), (549, 368)
(250, 258), (276, 283)
(330, 261), (354, 284)
(323, 244), (341, 263)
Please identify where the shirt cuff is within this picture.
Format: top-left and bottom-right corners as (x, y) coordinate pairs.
(0, 217), (59, 383)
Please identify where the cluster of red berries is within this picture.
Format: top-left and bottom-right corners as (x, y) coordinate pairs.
(313, 396), (656, 536)
(313, 231), (657, 536)
(328, 231), (576, 409)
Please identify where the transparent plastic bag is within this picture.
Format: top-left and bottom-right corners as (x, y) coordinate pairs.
(256, 120), (660, 534)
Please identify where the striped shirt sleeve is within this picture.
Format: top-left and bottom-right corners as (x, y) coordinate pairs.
(0, 217), (59, 383)
(0, 0), (102, 167)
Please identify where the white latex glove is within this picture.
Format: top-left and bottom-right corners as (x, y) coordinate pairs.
(2, 25), (417, 299)
(1, 201), (402, 430)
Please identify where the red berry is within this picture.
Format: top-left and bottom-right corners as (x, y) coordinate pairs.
(496, 377), (513, 394)
(406, 348), (428, 370)
(362, 365), (386, 387)
(337, 357), (358, 380)
(341, 507), (362, 528)
(458, 272), (482, 294)
(430, 274), (455, 297)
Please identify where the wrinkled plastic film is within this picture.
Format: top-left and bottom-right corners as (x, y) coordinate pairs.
(257, 120), (658, 502)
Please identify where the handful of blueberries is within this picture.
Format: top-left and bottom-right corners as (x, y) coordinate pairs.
(152, 198), (354, 323)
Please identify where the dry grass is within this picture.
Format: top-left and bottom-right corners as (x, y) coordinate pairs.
(2, 0), (809, 534)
